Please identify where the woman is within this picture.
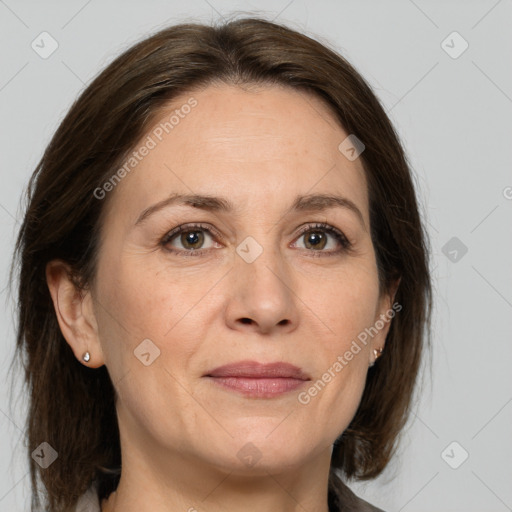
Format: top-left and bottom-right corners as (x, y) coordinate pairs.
(10, 16), (432, 512)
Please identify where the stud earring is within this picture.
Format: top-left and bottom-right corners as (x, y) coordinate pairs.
(82, 351), (90, 363)
(369, 347), (384, 367)
(374, 347), (384, 360)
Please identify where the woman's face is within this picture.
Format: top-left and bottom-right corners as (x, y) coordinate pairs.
(88, 83), (394, 475)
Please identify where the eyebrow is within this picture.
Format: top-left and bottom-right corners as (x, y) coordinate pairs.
(135, 192), (365, 228)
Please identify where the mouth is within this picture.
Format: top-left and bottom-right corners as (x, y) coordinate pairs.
(203, 360), (311, 399)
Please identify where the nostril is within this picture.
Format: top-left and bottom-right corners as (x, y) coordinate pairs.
(240, 318), (252, 324)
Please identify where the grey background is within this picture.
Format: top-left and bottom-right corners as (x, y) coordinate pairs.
(1, 1), (511, 511)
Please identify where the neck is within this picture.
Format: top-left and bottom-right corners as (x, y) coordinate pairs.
(102, 448), (333, 512)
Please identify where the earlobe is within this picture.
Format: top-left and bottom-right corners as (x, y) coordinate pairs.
(380, 276), (402, 319)
(45, 260), (105, 368)
(389, 276), (402, 307)
(369, 276), (401, 367)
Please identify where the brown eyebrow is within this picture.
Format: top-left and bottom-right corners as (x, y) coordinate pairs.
(135, 192), (365, 228)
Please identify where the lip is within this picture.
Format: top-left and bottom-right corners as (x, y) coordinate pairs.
(204, 360), (311, 398)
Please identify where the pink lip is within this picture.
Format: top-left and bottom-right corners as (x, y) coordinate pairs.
(204, 360), (310, 398)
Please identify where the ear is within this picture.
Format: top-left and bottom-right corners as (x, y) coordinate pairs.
(369, 276), (402, 366)
(46, 260), (105, 368)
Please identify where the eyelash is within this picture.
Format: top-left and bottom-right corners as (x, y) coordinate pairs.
(160, 222), (352, 258)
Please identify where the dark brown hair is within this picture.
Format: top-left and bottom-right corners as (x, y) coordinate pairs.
(9, 16), (432, 511)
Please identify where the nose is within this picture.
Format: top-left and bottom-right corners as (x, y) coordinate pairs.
(224, 240), (299, 335)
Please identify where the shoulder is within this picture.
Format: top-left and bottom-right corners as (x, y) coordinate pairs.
(329, 475), (387, 512)
(74, 481), (101, 512)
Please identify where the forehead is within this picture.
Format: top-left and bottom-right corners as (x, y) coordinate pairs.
(103, 83), (369, 226)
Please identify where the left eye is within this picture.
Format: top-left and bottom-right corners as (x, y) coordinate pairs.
(295, 231), (334, 250)
(292, 225), (349, 252)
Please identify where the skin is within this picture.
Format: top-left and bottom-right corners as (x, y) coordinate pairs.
(46, 83), (398, 512)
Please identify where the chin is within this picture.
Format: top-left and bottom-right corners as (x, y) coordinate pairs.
(200, 427), (320, 475)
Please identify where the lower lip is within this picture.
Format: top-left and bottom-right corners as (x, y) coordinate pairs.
(207, 377), (308, 398)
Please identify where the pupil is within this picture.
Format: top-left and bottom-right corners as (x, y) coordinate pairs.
(183, 231), (203, 249)
(307, 232), (326, 249)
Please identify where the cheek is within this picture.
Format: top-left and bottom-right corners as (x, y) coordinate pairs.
(299, 341), (370, 443)
(95, 254), (219, 380)
(97, 253), (189, 338)
(295, 267), (379, 431)
(93, 258), (173, 386)
(308, 262), (381, 341)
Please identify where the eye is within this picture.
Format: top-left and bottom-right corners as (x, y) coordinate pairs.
(292, 223), (351, 255)
(160, 223), (220, 256)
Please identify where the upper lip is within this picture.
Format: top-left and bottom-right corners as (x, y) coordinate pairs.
(205, 360), (311, 380)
